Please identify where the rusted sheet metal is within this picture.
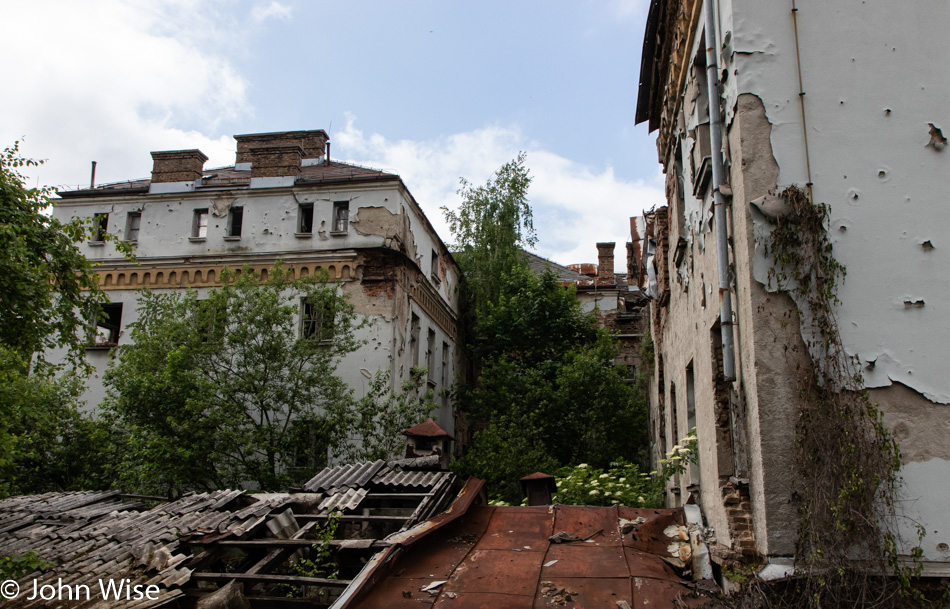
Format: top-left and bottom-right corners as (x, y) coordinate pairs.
(618, 506), (685, 554)
(474, 506), (554, 551)
(538, 576), (634, 608)
(448, 549), (545, 595)
(542, 544), (630, 579)
(346, 504), (718, 609)
(304, 459), (386, 493)
(386, 478), (485, 546)
(553, 504), (623, 546)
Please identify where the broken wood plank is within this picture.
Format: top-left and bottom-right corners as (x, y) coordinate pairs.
(191, 572), (351, 587)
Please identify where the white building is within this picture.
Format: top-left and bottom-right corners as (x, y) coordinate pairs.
(52, 130), (461, 440)
(636, 0), (950, 576)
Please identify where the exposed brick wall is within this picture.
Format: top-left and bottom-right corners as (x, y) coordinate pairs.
(722, 482), (758, 560)
(248, 145), (303, 178)
(235, 130), (327, 164)
(596, 242), (616, 284)
(150, 150), (208, 183)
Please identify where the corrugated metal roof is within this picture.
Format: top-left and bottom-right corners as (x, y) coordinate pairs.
(344, 504), (716, 608)
(319, 488), (368, 513)
(372, 467), (449, 489)
(305, 459), (387, 493)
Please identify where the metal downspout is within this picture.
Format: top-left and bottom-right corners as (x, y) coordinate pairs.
(704, 0), (737, 381)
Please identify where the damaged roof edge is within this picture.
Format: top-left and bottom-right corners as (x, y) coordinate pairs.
(635, 0), (663, 128)
(332, 477), (485, 609)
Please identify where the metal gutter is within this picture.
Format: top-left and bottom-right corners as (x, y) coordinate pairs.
(704, 0), (737, 381)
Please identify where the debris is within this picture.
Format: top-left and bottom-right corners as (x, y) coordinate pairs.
(540, 580), (579, 606)
(543, 560), (559, 567)
(549, 531), (582, 544)
(617, 602), (633, 609)
(619, 516), (647, 535)
(421, 580), (446, 592)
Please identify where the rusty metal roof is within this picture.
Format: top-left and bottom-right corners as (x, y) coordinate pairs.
(342, 504), (716, 608)
(403, 418), (454, 439)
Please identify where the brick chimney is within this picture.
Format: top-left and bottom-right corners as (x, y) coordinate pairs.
(234, 130), (328, 166)
(247, 145), (304, 179)
(150, 149), (208, 183)
(596, 242), (616, 284)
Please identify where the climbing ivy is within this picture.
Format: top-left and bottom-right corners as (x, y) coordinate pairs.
(753, 185), (933, 607)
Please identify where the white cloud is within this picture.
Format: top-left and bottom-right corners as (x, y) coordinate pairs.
(336, 115), (665, 271)
(251, 1), (292, 23)
(0, 1), (251, 190)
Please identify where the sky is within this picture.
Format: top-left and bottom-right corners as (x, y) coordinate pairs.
(1, 0), (664, 271)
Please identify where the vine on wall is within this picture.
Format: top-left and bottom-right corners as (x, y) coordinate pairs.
(742, 185), (933, 607)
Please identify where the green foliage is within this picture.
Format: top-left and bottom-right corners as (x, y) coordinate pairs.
(0, 141), (132, 371)
(0, 551), (53, 579)
(336, 368), (437, 463)
(103, 264), (362, 494)
(442, 152), (534, 318)
(453, 267), (649, 503)
(657, 428), (697, 478)
(552, 461), (664, 508)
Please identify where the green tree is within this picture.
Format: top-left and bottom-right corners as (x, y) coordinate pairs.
(454, 267), (648, 503)
(338, 368), (438, 463)
(104, 264), (362, 494)
(442, 152), (534, 317)
(0, 142), (129, 495)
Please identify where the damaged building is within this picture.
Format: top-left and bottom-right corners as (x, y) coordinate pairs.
(50, 130), (461, 442)
(635, 0), (950, 577)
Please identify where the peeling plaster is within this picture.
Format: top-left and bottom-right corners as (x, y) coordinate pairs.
(733, 0), (950, 404)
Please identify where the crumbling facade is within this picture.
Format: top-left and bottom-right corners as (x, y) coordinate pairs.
(52, 130), (461, 442)
(636, 1), (950, 574)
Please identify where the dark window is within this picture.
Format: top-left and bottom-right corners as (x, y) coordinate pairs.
(426, 328), (436, 382)
(431, 249), (440, 282)
(409, 313), (420, 367)
(228, 206), (243, 237)
(125, 212), (141, 242)
(193, 209), (208, 238)
(298, 203), (314, 234)
(92, 213), (108, 242)
(332, 201), (349, 233)
(90, 303), (122, 347)
(302, 298), (334, 341)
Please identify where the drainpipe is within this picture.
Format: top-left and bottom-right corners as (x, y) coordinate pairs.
(704, 0), (737, 381)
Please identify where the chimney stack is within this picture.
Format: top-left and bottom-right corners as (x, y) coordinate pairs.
(596, 242), (616, 284)
(520, 472), (557, 506)
(150, 149), (208, 184)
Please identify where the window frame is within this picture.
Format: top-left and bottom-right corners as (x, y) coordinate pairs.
(125, 211), (141, 243)
(226, 206), (244, 239)
(297, 202), (314, 236)
(191, 208), (209, 240)
(331, 201), (349, 234)
(91, 212), (109, 244)
(88, 302), (123, 349)
(301, 297), (334, 342)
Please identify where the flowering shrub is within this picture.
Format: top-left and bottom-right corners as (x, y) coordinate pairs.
(657, 428), (698, 477)
(552, 461), (664, 508)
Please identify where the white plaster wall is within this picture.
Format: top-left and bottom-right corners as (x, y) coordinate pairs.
(722, 0), (950, 563)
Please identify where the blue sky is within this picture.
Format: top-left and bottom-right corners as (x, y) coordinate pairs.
(1, 0), (663, 269)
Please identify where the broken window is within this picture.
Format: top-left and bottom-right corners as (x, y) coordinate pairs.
(192, 209), (209, 239)
(431, 249), (440, 283)
(332, 201), (349, 233)
(426, 328), (436, 383)
(298, 203), (314, 234)
(92, 213), (108, 242)
(89, 302), (122, 347)
(302, 298), (334, 341)
(125, 211), (141, 243)
(227, 206), (243, 237)
(441, 341), (450, 406)
(409, 313), (420, 368)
